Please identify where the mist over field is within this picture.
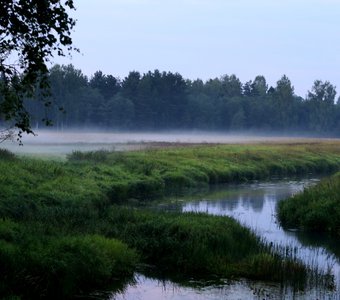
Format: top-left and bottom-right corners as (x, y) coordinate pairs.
(3, 129), (340, 158)
(2, 1), (340, 299)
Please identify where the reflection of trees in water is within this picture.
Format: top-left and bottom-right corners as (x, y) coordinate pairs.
(294, 231), (340, 260)
(240, 193), (265, 212)
(217, 188), (267, 213)
(184, 189), (273, 214)
(213, 199), (239, 212)
(182, 181), (316, 220)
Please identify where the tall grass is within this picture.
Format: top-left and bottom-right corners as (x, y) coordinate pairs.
(1, 142), (340, 298)
(278, 172), (340, 236)
(67, 142), (340, 202)
(0, 219), (137, 299)
(104, 207), (317, 287)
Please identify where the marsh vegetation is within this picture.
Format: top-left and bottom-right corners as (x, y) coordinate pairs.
(1, 141), (340, 298)
(278, 172), (340, 236)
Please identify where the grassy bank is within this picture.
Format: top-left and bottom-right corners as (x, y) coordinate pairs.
(1, 142), (340, 298)
(278, 172), (340, 236)
(51, 142), (340, 201)
(0, 220), (137, 299)
(0, 208), (310, 299)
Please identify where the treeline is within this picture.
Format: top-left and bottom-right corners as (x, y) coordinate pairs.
(25, 64), (340, 134)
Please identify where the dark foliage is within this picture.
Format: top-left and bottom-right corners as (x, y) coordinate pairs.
(278, 172), (340, 236)
(19, 65), (340, 135)
(0, 0), (76, 137)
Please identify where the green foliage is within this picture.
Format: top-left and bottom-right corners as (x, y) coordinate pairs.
(106, 208), (261, 276)
(0, 1), (76, 135)
(8, 143), (340, 206)
(67, 149), (111, 163)
(104, 207), (315, 288)
(1, 143), (340, 297)
(278, 172), (340, 236)
(0, 148), (16, 160)
(35, 235), (137, 298)
(0, 221), (137, 299)
(20, 65), (340, 134)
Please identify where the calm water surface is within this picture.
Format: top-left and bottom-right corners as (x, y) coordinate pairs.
(112, 177), (340, 300)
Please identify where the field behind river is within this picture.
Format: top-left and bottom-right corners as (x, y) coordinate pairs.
(3, 130), (340, 159)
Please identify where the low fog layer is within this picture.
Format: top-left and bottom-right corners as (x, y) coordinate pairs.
(2, 130), (340, 158)
(7, 129), (340, 144)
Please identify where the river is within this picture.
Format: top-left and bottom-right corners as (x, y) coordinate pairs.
(112, 176), (340, 300)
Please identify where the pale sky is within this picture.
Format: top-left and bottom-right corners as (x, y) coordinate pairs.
(55, 0), (340, 97)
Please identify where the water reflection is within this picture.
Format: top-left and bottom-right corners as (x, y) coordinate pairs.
(181, 179), (340, 275)
(113, 177), (340, 299)
(112, 273), (338, 300)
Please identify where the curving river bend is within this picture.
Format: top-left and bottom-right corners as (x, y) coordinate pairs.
(112, 176), (340, 300)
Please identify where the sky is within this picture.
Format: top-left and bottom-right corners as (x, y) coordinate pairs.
(55, 0), (340, 97)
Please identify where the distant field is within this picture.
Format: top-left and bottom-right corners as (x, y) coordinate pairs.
(2, 130), (340, 159)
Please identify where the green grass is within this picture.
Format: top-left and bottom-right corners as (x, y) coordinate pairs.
(0, 219), (137, 299)
(278, 172), (340, 236)
(1, 142), (340, 298)
(104, 207), (310, 286)
(67, 142), (340, 201)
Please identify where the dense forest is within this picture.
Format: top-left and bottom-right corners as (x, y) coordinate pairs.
(11, 64), (340, 134)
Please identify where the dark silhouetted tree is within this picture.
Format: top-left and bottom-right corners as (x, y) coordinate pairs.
(90, 71), (120, 100)
(307, 80), (337, 132)
(0, 0), (76, 139)
(251, 75), (268, 97)
(274, 75), (294, 129)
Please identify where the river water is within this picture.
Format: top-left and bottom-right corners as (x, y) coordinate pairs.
(112, 177), (340, 300)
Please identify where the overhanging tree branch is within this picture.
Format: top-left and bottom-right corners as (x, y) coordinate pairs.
(0, 0), (77, 138)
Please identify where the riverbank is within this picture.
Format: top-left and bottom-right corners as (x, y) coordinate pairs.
(1, 142), (340, 298)
(278, 172), (340, 236)
(67, 142), (340, 202)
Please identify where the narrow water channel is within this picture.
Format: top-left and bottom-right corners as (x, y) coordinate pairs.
(112, 176), (340, 300)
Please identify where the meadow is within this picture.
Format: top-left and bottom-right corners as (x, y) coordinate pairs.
(1, 141), (340, 298)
